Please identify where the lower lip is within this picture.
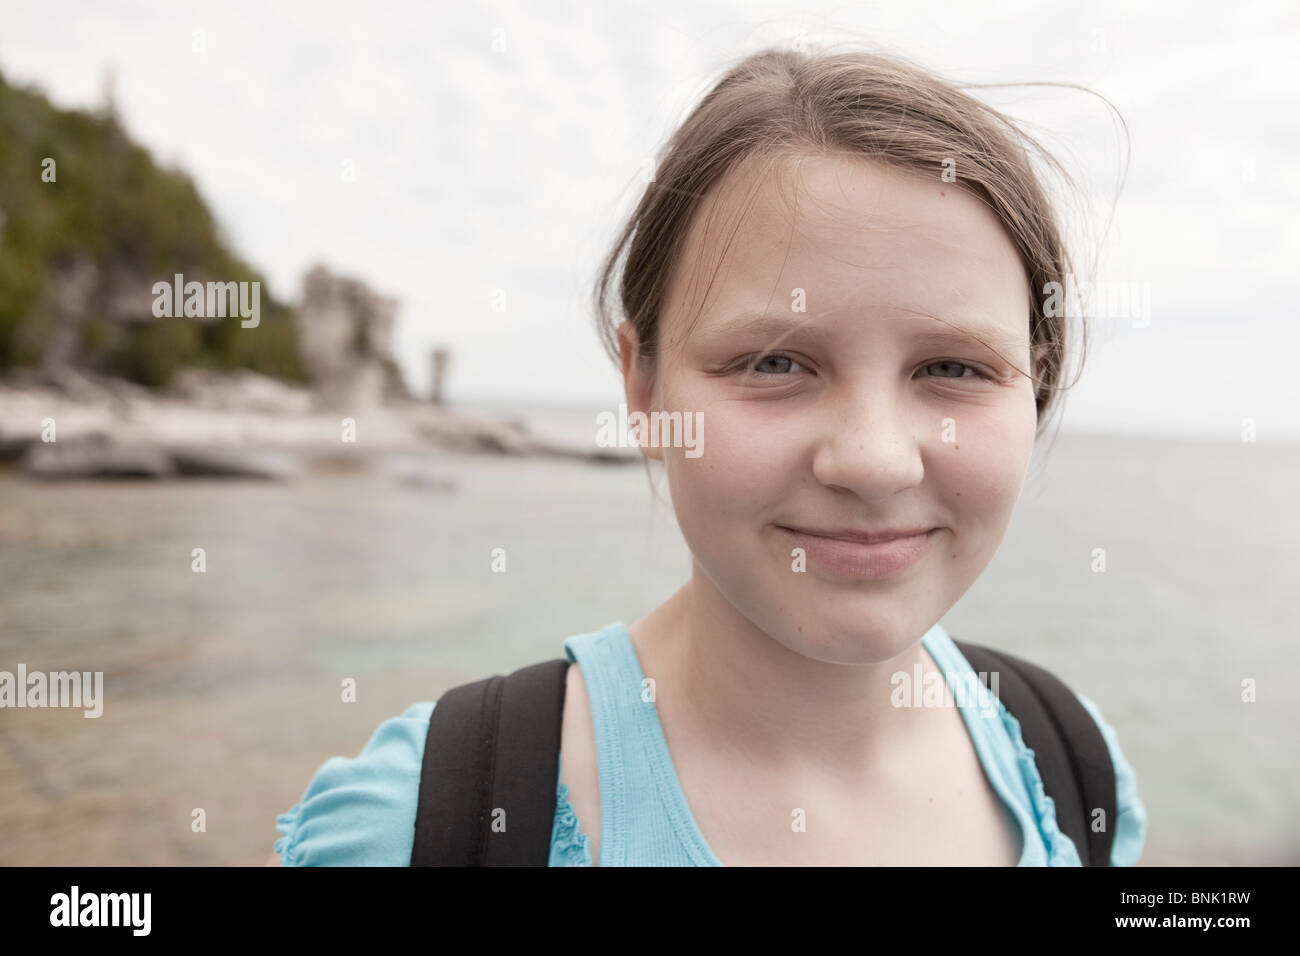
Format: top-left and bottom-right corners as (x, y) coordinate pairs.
(776, 527), (938, 579)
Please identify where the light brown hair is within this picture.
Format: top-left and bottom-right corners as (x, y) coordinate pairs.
(594, 43), (1121, 443)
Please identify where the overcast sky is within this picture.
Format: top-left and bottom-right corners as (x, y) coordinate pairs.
(2, 0), (1296, 441)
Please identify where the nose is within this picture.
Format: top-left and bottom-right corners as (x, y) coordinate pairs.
(810, 382), (926, 500)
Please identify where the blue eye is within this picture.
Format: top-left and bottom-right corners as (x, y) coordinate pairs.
(729, 354), (995, 383)
(922, 360), (992, 380)
(747, 353), (805, 375)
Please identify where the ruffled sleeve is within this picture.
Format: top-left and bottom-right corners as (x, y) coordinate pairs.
(274, 701), (435, 866)
(548, 755), (593, 866)
(990, 693), (1083, 866)
(1076, 693), (1148, 866)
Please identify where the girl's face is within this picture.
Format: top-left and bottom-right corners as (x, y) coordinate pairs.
(621, 151), (1040, 665)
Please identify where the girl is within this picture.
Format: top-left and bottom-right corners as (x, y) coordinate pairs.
(271, 44), (1146, 867)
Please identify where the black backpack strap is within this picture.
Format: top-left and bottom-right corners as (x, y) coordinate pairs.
(410, 657), (570, 866)
(408, 642), (1117, 866)
(953, 639), (1116, 866)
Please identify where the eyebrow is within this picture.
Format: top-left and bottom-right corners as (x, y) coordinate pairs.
(696, 311), (1029, 357)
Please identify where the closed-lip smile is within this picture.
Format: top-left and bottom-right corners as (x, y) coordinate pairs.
(774, 525), (939, 578)
(775, 525), (936, 544)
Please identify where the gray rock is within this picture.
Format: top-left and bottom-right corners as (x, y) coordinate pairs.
(396, 471), (457, 492)
(166, 446), (298, 480)
(21, 439), (175, 479)
(168, 368), (314, 415)
(0, 436), (35, 462)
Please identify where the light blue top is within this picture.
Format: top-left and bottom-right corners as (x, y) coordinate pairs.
(274, 620), (1146, 866)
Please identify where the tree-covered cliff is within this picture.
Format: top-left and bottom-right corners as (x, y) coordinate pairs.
(0, 70), (305, 387)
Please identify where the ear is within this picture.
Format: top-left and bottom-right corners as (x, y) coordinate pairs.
(617, 320), (663, 461)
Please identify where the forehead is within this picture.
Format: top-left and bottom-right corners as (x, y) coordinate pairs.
(661, 150), (1031, 349)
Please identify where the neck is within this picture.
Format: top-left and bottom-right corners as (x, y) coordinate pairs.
(628, 565), (947, 785)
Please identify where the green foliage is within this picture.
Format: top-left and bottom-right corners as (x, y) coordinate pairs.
(112, 316), (201, 387)
(0, 69), (307, 386)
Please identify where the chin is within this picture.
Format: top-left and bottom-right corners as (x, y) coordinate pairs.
(762, 598), (927, 666)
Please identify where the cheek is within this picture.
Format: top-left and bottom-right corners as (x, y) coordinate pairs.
(658, 383), (802, 550)
(663, 401), (771, 531)
(936, 402), (1037, 534)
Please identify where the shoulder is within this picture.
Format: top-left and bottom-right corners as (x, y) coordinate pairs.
(936, 630), (1148, 866)
(274, 701), (435, 866)
(1074, 692), (1148, 866)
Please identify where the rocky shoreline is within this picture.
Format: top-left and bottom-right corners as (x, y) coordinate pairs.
(0, 367), (635, 480)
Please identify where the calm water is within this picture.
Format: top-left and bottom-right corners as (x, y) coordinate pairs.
(1, 427), (1297, 865)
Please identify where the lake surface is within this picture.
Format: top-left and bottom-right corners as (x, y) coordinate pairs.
(1, 425), (1296, 866)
